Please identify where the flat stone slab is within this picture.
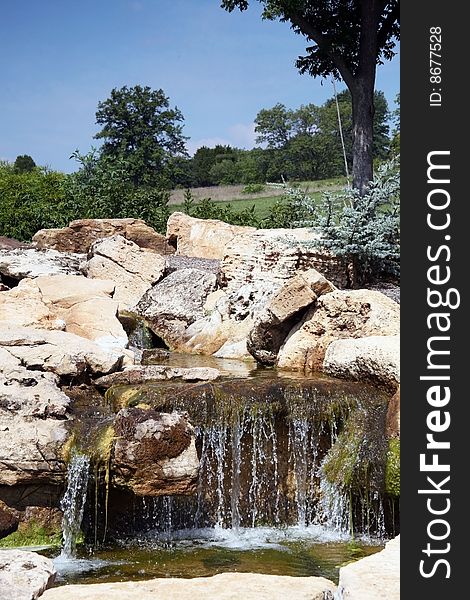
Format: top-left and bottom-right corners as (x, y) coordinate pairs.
(94, 365), (220, 388)
(42, 572), (336, 599)
(337, 535), (400, 600)
(0, 549), (56, 600)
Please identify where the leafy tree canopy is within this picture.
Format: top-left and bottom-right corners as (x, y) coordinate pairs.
(13, 154), (36, 173)
(94, 85), (188, 188)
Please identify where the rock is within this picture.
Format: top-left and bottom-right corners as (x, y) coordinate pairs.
(112, 408), (199, 496)
(0, 283), (9, 291)
(94, 365), (220, 388)
(41, 572), (336, 600)
(323, 335), (400, 391)
(0, 249), (83, 282)
(84, 235), (166, 310)
(278, 289), (400, 372)
(0, 364), (70, 486)
(0, 326), (124, 377)
(0, 237), (31, 250)
(134, 268), (217, 350)
(221, 227), (350, 304)
(337, 535), (399, 600)
(386, 387), (400, 438)
(0, 549), (56, 600)
(248, 269), (336, 365)
(33, 218), (173, 254)
(0, 275), (127, 351)
(167, 212), (256, 259)
(0, 500), (19, 539)
(165, 255), (220, 276)
(141, 348), (171, 364)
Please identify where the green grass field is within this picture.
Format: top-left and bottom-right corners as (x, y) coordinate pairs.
(169, 177), (347, 220)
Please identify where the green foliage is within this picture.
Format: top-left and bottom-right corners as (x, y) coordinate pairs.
(385, 438), (400, 497)
(179, 189), (261, 227)
(13, 154), (36, 173)
(0, 162), (68, 240)
(65, 150), (170, 233)
(94, 85), (188, 188)
(0, 521), (62, 549)
(241, 183), (265, 194)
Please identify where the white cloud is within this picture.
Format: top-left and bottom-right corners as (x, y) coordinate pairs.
(186, 123), (257, 156)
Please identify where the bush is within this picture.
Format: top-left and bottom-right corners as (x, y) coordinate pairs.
(241, 183), (265, 195)
(0, 162), (69, 240)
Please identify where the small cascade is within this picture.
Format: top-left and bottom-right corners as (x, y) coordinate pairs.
(59, 453), (90, 558)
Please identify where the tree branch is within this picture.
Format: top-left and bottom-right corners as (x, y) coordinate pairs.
(289, 11), (357, 92)
(377, 1), (400, 48)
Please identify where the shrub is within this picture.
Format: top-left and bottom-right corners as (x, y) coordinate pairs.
(241, 183), (265, 195)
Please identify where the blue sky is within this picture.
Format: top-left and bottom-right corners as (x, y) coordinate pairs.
(0, 0), (399, 172)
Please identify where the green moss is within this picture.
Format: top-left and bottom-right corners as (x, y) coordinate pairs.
(385, 438), (400, 497)
(322, 425), (362, 490)
(0, 521), (62, 549)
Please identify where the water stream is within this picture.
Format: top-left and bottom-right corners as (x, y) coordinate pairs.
(59, 453), (90, 559)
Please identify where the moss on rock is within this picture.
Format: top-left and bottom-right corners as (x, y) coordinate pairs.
(385, 438), (400, 497)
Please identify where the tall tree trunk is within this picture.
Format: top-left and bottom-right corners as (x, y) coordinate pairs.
(351, 77), (375, 195)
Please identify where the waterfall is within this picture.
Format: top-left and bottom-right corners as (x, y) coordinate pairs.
(59, 453), (90, 558)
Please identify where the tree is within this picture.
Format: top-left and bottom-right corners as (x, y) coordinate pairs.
(13, 155), (36, 173)
(94, 85), (188, 188)
(221, 0), (399, 194)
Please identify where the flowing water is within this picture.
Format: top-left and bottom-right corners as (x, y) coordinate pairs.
(51, 366), (395, 586)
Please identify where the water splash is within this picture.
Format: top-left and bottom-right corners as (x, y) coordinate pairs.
(59, 453), (90, 558)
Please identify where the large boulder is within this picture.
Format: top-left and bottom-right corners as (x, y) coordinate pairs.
(167, 212), (255, 259)
(0, 248), (83, 282)
(112, 408), (199, 496)
(337, 536), (399, 600)
(277, 289), (399, 372)
(0, 363), (70, 486)
(247, 269), (336, 365)
(33, 218), (173, 254)
(323, 335), (400, 391)
(84, 235), (166, 310)
(0, 550), (56, 600)
(134, 268), (217, 350)
(0, 326), (124, 377)
(41, 572), (336, 600)
(0, 275), (127, 351)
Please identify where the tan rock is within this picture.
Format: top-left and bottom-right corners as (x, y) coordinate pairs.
(0, 550), (56, 600)
(167, 212), (256, 259)
(323, 335), (400, 391)
(42, 572), (336, 600)
(112, 408), (199, 496)
(0, 275), (127, 351)
(248, 269), (336, 365)
(337, 535), (399, 600)
(33, 218), (172, 254)
(85, 235), (166, 310)
(386, 387), (401, 438)
(0, 364), (70, 486)
(278, 289), (400, 372)
(0, 326), (124, 376)
(0, 500), (19, 539)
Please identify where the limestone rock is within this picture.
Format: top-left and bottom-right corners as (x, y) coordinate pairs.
(165, 255), (220, 276)
(134, 268), (217, 350)
(337, 535), (399, 600)
(248, 269), (336, 365)
(41, 572), (336, 600)
(323, 335), (400, 391)
(0, 326), (124, 377)
(0, 275), (127, 351)
(0, 500), (19, 539)
(33, 218), (173, 254)
(221, 227), (349, 307)
(0, 248), (83, 281)
(167, 212), (255, 259)
(278, 289), (400, 372)
(94, 365), (220, 388)
(0, 236), (30, 250)
(386, 387), (400, 438)
(112, 408), (199, 496)
(84, 235), (166, 310)
(0, 364), (70, 486)
(0, 549), (56, 600)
